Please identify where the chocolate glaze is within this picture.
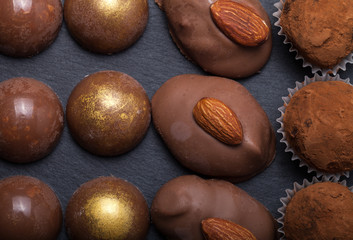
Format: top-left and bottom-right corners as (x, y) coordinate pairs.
(151, 74), (276, 182)
(0, 77), (64, 163)
(64, 0), (148, 54)
(151, 175), (277, 240)
(66, 71), (151, 156)
(156, 0), (272, 78)
(0, 176), (62, 240)
(65, 176), (150, 240)
(0, 0), (63, 57)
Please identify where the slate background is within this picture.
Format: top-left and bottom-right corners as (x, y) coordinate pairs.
(0, 0), (352, 239)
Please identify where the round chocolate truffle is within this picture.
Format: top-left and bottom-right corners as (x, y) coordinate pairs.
(0, 0), (63, 57)
(284, 182), (353, 239)
(0, 77), (64, 163)
(65, 176), (150, 240)
(66, 70), (151, 156)
(0, 175), (62, 240)
(280, 0), (353, 69)
(151, 175), (277, 240)
(155, 0), (272, 78)
(151, 74), (276, 182)
(283, 81), (353, 173)
(64, 0), (148, 54)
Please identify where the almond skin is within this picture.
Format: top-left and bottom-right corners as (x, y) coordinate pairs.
(202, 218), (257, 240)
(210, 0), (269, 47)
(192, 97), (243, 145)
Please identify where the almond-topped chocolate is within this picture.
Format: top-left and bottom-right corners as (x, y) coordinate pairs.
(155, 0), (272, 78)
(151, 74), (276, 182)
(151, 175), (277, 240)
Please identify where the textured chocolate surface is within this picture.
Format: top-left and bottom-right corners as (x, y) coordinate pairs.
(283, 81), (353, 173)
(0, 77), (64, 163)
(0, 175), (62, 240)
(280, 0), (353, 69)
(152, 74), (276, 182)
(66, 70), (151, 156)
(65, 176), (150, 240)
(0, 0), (63, 57)
(284, 182), (353, 240)
(151, 175), (277, 240)
(156, 0), (272, 78)
(64, 0), (148, 54)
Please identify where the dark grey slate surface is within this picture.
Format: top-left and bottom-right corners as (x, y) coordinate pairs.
(0, 0), (352, 239)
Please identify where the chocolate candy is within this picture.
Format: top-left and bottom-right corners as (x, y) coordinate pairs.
(65, 176), (150, 240)
(156, 0), (272, 78)
(0, 77), (64, 163)
(0, 176), (62, 240)
(0, 0), (63, 57)
(152, 74), (276, 182)
(151, 175), (277, 240)
(64, 0), (148, 54)
(66, 70), (151, 156)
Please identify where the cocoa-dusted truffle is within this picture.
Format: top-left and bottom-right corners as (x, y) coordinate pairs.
(280, 0), (353, 69)
(151, 175), (277, 240)
(66, 70), (151, 156)
(283, 81), (353, 173)
(284, 182), (353, 239)
(64, 0), (148, 54)
(65, 176), (150, 240)
(0, 0), (62, 57)
(152, 74), (276, 182)
(0, 77), (64, 163)
(155, 0), (272, 78)
(0, 176), (62, 240)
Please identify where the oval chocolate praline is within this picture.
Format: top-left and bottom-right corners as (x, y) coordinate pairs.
(65, 176), (150, 240)
(66, 70), (151, 156)
(0, 0), (63, 57)
(64, 0), (148, 54)
(151, 175), (277, 240)
(0, 77), (64, 163)
(0, 175), (63, 240)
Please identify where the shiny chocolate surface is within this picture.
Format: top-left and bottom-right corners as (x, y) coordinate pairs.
(66, 70), (151, 156)
(0, 77), (64, 163)
(0, 0), (63, 57)
(64, 0), (148, 54)
(0, 175), (62, 240)
(65, 176), (150, 240)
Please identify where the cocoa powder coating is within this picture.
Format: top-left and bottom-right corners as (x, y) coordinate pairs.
(283, 81), (353, 173)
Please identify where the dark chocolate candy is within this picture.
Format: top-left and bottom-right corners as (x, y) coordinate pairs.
(151, 74), (276, 182)
(65, 176), (150, 240)
(0, 175), (62, 240)
(66, 70), (151, 156)
(151, 175), (277, 240)
(0, 0), (63, 57)
(0, 77), (64, 163)
(156, 0), (272, 78)
(64, 0), (148, 54)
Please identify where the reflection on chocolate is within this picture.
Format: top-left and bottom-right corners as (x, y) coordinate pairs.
(152, 74), (276, 182)
(65, 176), (150, 240)
(64, 0), (148, 54)
(0, 176), (62, 240)
(66, 70), (151, 156)
(0, 77), (64, 163)
(0, 0), (63, 57)
(156, 0), (272, 78)
(151, 175), (277, 240)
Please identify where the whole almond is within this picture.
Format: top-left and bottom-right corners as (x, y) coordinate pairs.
(192, 97), (243, 145)
(210, 0), (269, 47)
(202, 218), (257, 240)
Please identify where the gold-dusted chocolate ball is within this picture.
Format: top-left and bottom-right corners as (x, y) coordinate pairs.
(66, 70), (151, 156)
(65, 176), (150, 240)
(64, 0), (148, 54)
